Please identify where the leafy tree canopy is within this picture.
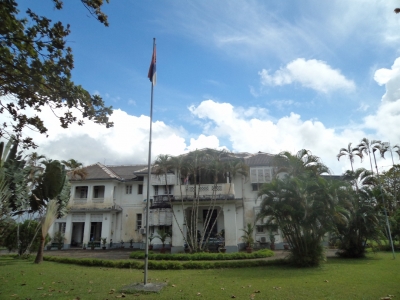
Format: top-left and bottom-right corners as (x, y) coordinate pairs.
(0, 0), (113, 149)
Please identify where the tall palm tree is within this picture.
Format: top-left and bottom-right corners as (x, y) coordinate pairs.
(153, 154), (188, 247)
(370, 143), (396, 258)
(337, 143), (362, 172)
(357, 138), (381, 174)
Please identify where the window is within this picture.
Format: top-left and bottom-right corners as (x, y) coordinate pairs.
(136, 214), (142, 230)
(164, 185), (172, 194)
(251, 183), (259, 191)
(75, 186), (88, 198)
(256, 225), (264, 233)
(138, 184), (143, 194)
(250, 167), (272, 184)
(93, 186), (105, 198)
(126, 185), (132, 194)
(58, 222), (66, 234)
(154, 186), (158, 196)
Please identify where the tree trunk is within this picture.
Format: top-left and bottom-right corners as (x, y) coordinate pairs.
(34, 236), (45, 264)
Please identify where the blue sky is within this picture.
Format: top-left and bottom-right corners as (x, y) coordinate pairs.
(10, 0), (400, 174)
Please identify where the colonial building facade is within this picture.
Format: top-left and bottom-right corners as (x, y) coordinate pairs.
(49, 150), (284, 252)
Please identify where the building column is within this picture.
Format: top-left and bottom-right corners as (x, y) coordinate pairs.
(101, 213), (112, 248)
(224, 203), (238, 253)
(171, 205), (185, 254)
(83, 213), (91, 244)
(64, 214), (72, 249)
(87, 184), (93, 204)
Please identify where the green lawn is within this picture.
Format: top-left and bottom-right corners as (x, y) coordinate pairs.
(0, 253), (399, 299)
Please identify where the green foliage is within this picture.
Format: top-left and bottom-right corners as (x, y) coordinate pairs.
(4, 219), (41, 254)
(0, 0), (113, 149)
(156, 228), (171, 248)
(53, 231), (64, 244)
(335, 169), (384, 258)
(129, 249), (273, 261)
(258, 149), (344, 267)
(241, 223), (255, 247)
(44, 250), (280, 270)
(29, 160), (70, 216)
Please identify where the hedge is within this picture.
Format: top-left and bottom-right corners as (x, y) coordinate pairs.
(129, 249), (274, 261)
(43, 254), (287, 270)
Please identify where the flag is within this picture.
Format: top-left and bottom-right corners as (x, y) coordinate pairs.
(148, 43), (156, 86)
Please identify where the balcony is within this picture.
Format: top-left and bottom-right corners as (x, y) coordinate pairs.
(151, 174), (176, 185)
(92, 198), (104, 204)
(173, 183), (235, 201)
(151, 195), (173, 208)
(73, 198), (87, 205)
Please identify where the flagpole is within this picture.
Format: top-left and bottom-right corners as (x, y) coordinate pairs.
(144, 37), (156, 285)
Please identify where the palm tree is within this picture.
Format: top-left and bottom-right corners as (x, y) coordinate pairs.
(153, 154), (188, 249)
(337, 143), (362, 172)
(32, 160), (70, 263)
(274, 149), (330, 178)
(335, 169), (382, 258)
(61, 159), (87, 180)
(258, 150), (341, 267)
(370, 143), (396, 258)
(357, 138), (381, 174)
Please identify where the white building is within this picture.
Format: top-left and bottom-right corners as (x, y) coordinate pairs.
(49, 150), (285, 252)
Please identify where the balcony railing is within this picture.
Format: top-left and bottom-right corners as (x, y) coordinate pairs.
(151, 174), (176, 185)
(73, 198), (87, 205)
(92, 198), (104, 203)
(151, 195), (173, 208)
(173, 183), (235, 200)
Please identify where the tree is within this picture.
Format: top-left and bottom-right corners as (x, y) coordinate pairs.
(337, 143), (362, 172)
(334, 168), (382, 258)
(0, 0), (113, 149)
(258, 150), (344, 267)
(30, 160), (70, 263)
(4, 219), (42, 254)
(155, 149), (248, 252)
(357, 138), (381, 174)
(381, 165), (400, 211)
(61, 159), (88, 180)
(274, 149), (330, 177)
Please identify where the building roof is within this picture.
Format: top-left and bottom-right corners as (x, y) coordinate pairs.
(243, 152), (275, 167)
(71, 151), (277, 181)
(70, 163), (147, 181)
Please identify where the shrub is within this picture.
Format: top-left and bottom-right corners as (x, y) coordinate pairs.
(129, 249), (273, 261)
(43, 252), (285, 270)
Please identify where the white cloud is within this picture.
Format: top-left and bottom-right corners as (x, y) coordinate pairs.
(259, 58), (356, 93)
(4, 56), (400, 176)
(374, 58), (400, 102)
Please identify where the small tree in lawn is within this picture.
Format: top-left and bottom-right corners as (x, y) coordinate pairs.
(157, 229), (171, 253)
(241, 223), (255, 253)
(32, 160), (70, 264)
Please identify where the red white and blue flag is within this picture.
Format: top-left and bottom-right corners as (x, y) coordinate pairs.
(148, 43), (157, 86)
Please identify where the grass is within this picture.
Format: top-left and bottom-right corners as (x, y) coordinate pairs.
(0, 252), (399, 299)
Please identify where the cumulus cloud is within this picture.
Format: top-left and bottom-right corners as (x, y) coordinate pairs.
(374, 58), (400, 102)
(4, 55), (400, 176)
(259, 58), (356, 93)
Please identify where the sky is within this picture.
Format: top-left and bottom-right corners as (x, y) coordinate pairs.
(5, 0), (400, 175)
